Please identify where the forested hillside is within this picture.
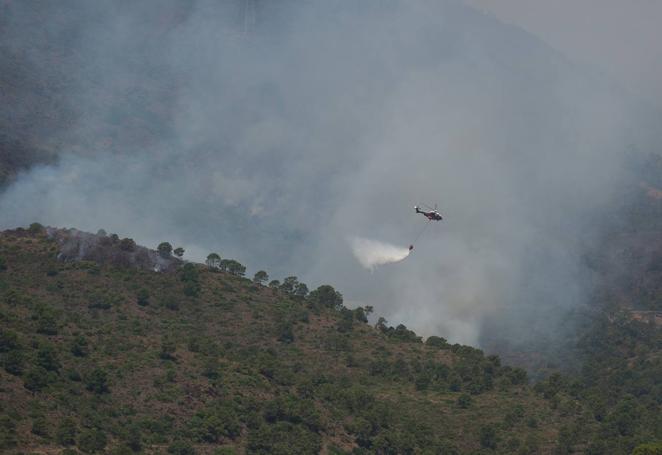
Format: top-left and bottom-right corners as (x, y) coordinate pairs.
(0, 225), (660, 454)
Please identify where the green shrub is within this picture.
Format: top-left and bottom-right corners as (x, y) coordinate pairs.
(206, 253), (221, 269)
(88, 298), (112, 310)
(70, 336), (89, 357)
(31, 415), (49, 438)
(179, 263), (197, 279)
(425, 335), (449, 349)
(253, 271), (269, 285)
(345, 417), (372, 447)
(160, 338), (177, 360)
(180, 263), (200, 293)
(503, 405), (525, 428)
(353, 307), (367, 323)
(414, 374), (431, 391)
(202, 358), (222, 381)
(188, 406), (242, 443)
(85, 368), (110, 394)
(457, 393), (472, 409)
(157, 242), (173, 258)
(161, 296), (180, 311)
(535, 373), (564, 399)
(505, 436), (521, 452)
(29, 222), (45, 234)
(78, 428), (107, 453)
(136, 289), (150, 306)
(296, 310), (310, 323)
(123, 423), (142, 452)
(448, 373), (461, 392)
(632, 443), (662, 455)
(221, 259), (246, 277)
(508, 367), (528, 385)
(336, 308), (354, 333)
(36, 344), (60, 371)
(388, 324), (421, 343)
(479, 425), (498, 449)
(183, 281), (200, 297)
(3, 350), (24, 375)
(140, 415), (174, 443)
(324, 333), (351, 352)
(0, 415), (18, 449)
(68, 369), (82, 382)
(56, 418), (78, 446)
(187, 336), (202, 353)
(557, 424), (578, 454)
(308, 285), (343, 311)
(279, 276), (298, 294)
(0, 329), (18, 352)
(370, 430), (418, 454)
(119, 238), (136, 252)
(294, 282), (309, 298)
(247, 422), (321, 455)
(35, 311), (58, 335)
(263, 396), (322, 432)
(277, 323), (294, 344)
(168, 439), (196, 455)
(24, 367), (53, 392)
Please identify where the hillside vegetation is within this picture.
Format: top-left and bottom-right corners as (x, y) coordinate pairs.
(0, 225), (660, 455)
(0, 226), (558, 454)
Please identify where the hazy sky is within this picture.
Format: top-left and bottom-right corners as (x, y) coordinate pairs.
(465, 0), (662, 106)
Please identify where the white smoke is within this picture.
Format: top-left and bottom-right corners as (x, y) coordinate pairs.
(350, 237), (411, 270)
(1, 0), (658, 349)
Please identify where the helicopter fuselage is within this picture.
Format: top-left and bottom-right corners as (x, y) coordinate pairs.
(415, 206), (442, 221)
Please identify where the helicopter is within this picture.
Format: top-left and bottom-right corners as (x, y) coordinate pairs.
(414, 204), (443, 221)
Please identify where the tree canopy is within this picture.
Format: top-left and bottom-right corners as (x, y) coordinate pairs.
(253, 270), (269, 285)
(157, 242), (173, 258)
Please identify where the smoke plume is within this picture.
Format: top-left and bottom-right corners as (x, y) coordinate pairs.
(1, 0), (659, 350)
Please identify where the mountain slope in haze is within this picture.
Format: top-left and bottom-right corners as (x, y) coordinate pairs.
(0, 227), (565, 454)
(0, 226), (660, 454)
(2, 1), (659, 373)
(0, 0), (651, 290)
